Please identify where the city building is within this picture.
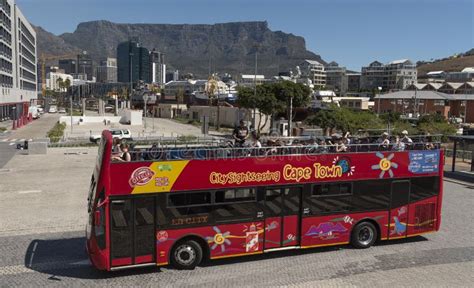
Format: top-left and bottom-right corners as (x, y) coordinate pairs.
(360, 61), (385, 91)
(96, 58), (117, 83)
(360, 59), (416, 91)
(445, 67), (474, 83)
(374, 91), (474, 123)
(347, 73), (361, 92)
(239, 74), (265, 87)
(299, 59), (326, 88)
(45, 71), (73, 91)
(117, 39), (151, 84)
(76, 52), (94, 81)
(150, 50), (166, 85)
(325, 62), (348, 95)
(384, 59), (417, 90)
(58, 59), (76, 75)
(0, 0), (37, 126)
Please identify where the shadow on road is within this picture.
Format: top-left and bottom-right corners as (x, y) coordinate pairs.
(24, 237), (160, 280)
(23, 235), (429, 279)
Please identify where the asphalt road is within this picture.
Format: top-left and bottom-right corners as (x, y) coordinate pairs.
(0, 149), (472, 287)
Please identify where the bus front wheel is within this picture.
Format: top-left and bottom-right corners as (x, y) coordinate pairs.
(351, 221), (377, 249)
(171, 240), (203, 270)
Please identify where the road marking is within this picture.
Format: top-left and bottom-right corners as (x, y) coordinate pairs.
(17, 190), (42, 194)
(9, 142), (15, 146)
(1, 139), (7, 142)
(9, 138), (16, 142)
(28, 139), (32, 141)
(19, 139), (25, 142)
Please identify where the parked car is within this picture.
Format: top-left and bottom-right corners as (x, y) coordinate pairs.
(58, 107), (67, 114)
(89, 128), (132, 143)
(48, 105), (58, 113)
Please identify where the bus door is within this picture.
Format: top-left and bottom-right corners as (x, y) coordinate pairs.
(263, 187), (302, 250)
(110, 198), (156, 268)
(389, 180), (410, 239)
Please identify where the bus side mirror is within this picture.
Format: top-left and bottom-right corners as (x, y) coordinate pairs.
(95, 210), (101, 226)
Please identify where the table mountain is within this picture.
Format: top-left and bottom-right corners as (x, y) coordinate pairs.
(35, 20), (324, 78)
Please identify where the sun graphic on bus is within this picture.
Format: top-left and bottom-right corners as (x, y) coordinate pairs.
(206, 226), (232, 253)
(371, 152), (398, 178)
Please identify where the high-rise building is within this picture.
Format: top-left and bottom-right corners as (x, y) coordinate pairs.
(0, 0), (37, 126)
(361, 59), (417, 91)
(96, 58), (117, 83)
(325, 61), (348, 95)
(150, 50), (166, 85)
(117, 39), (151, 84)
(58, 59), (76, 75)
(76, 52), (94, 81)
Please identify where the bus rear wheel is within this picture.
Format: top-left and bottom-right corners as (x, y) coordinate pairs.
(351, 221), (377, 249)
(171, 240), (203, 270)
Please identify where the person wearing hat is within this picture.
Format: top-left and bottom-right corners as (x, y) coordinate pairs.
(400, 130), (413, 146)
(378, 132), (390, 150)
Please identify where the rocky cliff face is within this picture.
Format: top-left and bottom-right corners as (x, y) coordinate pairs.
(36, 20), (324, 78)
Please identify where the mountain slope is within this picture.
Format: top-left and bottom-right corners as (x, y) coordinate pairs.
(417, 50), (474, 76)
(35, 20), (324, 78)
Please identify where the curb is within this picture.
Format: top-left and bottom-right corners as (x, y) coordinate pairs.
(444, 171), (474, 184)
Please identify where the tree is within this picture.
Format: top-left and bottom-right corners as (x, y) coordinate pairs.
(307, 105), (384, 135)
(176, 87), (184, 111)
(237, 84), (278, 133)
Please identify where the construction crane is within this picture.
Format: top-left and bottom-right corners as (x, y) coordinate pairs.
(40, 52), (79, 97)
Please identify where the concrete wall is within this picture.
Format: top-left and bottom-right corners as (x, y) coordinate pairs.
(59, 109), (143, 126)
(185, 106), (271, 133)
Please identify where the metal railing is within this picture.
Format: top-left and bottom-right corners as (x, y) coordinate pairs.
(115, 141), (441, 162)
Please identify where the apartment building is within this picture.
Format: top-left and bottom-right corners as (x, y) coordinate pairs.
(360, 59), (416, 91)
(325, 61), (348, 95)
(299, 59), (326, 88)
(0, 0), (37, 126)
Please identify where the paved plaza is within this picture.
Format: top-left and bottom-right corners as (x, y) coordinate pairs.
(0, 145), (472, 287)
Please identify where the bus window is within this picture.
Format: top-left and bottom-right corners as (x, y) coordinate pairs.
(352, 180), (391, 211)
(410, 177), (439, 202)
(307, 183), (353, 214)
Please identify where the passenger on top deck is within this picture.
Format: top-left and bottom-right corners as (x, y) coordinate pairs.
(232, 120), (249, 147)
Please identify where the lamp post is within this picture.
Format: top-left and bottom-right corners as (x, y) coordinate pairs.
(253, 46), (258, 129)
(129, 51), (134, 108)
(376, 86), (382, 117)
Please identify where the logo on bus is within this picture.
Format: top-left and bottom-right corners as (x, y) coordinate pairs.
(129, 167), (155, 187)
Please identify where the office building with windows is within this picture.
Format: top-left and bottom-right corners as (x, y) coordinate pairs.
(117, 39), (151, 84)
(96, 57), (117, 83)
(0, 0), (37, 127)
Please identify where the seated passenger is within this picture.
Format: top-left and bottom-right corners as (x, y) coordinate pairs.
(112, 143), (131, 162)
(425, 134), (435, 150)
(392, 136), (405, 151)
(401, 130), (413, 147)
(378, 132), (390, 150)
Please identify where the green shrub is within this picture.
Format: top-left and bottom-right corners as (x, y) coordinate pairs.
(47, 122), (67, 143)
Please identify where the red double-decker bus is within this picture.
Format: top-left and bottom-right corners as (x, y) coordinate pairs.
(86, 131), (443, 271)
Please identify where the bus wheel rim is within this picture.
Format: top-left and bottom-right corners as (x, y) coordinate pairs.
(358, 227), (374, 246)
(175, 245), (196, 266)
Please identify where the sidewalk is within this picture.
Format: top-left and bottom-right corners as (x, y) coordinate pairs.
(444, 157), (474, 183)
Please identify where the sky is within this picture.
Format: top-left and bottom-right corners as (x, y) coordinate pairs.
(16, 0), (474, 71)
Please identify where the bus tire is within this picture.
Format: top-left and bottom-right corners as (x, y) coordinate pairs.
(351, 221), (377, 249)
(170, 240), (203, 270)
